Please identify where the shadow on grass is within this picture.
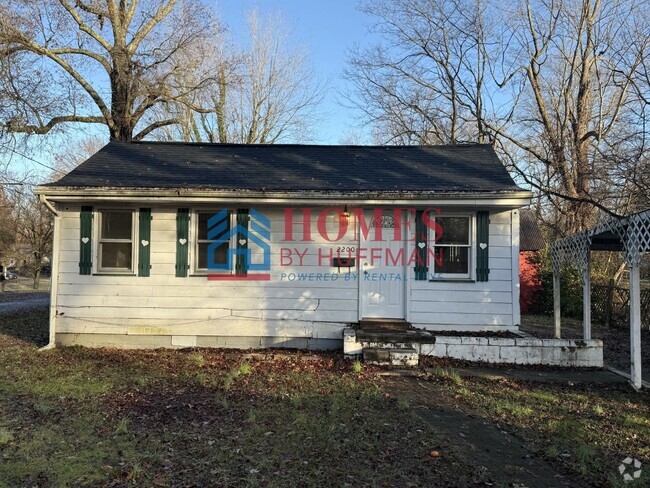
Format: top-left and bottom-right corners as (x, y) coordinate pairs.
(398, 368), (650, 488)
(0, 308), (49, 347)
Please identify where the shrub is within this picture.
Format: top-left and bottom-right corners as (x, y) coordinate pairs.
(539, 247), (584, 319)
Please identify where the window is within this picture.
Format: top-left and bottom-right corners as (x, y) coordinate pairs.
(98, 210), (134, 272)
(194, 210), (231, 273)
(371, 215), (396, 228)
(430, 215), (471, 277)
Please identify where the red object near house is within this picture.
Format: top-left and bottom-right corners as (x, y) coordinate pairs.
(519, 210), (545, 315)
(520, 251), (542, 314)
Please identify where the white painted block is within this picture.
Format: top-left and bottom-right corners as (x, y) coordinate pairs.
(172, 335), (197, 347)
(446, 344), (474, 360)
(460, 337), (489, 345)
(389, 348), (419, 367)
(420, 342), (447, 357)
(343, 328), (363, 357)
(437, 336), (463, 345)
(499, 346), (539, 365)
(540, 346), (561, 365)
(471, 345), (501, 363)
(512, 338), (543, 347)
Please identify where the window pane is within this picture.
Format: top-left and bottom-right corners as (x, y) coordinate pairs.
(100, 242), (132, 269)
(434, 217), (469, 245)
(198, 211), (230, 240)
(198, 213), (210, 240)
(199, 242), (229, 270)
(101, 211), (132, 239)
(436, 246), (468, 274)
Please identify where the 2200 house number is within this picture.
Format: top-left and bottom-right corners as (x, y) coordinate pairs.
(336, 246), (356, 253)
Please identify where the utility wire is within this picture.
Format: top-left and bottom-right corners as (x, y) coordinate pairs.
(4, 146), (62, 174)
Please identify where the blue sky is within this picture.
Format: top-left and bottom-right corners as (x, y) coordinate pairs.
(9, 1), (375, 180)
(215, 0), (375, 144)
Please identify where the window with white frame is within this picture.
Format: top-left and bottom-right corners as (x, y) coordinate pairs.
(98, 209), (134, 272)
(430, 215), (472, 277)
(194, 210), (232, 273)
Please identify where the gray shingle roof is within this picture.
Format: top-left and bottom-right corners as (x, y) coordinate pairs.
(45, 141), (523, 193)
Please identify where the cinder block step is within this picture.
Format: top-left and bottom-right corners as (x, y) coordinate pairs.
(363, 347), (419, 367)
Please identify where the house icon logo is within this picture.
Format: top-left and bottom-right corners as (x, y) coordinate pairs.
(207, 208), (271, 280)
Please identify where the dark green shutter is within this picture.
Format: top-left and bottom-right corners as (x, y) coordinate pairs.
(79, 206), (93, 275)
(176, 208), (189, 277)
(476, 211), (490, 282)
(414, 209), (428, 280)
(235, 209), (249, 275)
(138, 208), (152, 277)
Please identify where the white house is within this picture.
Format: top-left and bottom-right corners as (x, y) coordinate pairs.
(36, 142), (533, 350)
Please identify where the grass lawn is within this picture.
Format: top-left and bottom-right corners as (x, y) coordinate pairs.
(0, 309), (476, 487)
(1, 275), (51, 294)
(1, 309), (648, 487)
(421, 363), (650, 487)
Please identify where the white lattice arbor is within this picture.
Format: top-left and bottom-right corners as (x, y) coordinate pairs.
(551, 209), (650, 389)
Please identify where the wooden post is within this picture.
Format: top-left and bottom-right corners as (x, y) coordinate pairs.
(605, 278), (614, 327)
(583, 252), (591, 340)
(629, 263), (642, 390)
(554, 271), (561, 339)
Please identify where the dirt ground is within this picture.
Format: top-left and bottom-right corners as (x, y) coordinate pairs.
(521, 314), (650, 379)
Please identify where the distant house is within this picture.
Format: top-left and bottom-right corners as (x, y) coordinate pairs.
(35, 142), (532, 350)
(519, 209), (545, 314)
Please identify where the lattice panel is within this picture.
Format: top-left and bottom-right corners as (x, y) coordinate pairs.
(625, 210), (650, 267)
(594, 210), (650, 267)
(551, 231), (591, 282)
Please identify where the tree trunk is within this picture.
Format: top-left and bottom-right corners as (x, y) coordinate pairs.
(32, 268), (40, 290)
(110, 48), (135, 142)
(216, 68), (228, 143)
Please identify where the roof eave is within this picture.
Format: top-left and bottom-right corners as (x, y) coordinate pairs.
(35, 186), (532, 208)
(35, 186), (532, 199)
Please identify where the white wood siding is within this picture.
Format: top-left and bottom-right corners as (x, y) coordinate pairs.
(52, 205), (520, 346)
(409, 209), (516, 328)
(54, 206), (357, 343)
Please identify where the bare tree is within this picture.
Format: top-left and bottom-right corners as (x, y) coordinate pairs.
(0, 0), (221, 142)
(0, 187), (17, 291)
(488, 0), (649, 234)
(345, 0), (493, 145)
(157, 10), (324, 144)
(52, 136), (105, 176)
(12, 193), (53, 290)
(346, 0), (649, 235)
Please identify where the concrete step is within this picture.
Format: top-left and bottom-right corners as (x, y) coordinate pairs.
(363, 347), (419, 367)
(356, 329), (435, 344)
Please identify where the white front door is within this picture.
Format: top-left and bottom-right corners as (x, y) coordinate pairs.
(360, 210), (406, 319)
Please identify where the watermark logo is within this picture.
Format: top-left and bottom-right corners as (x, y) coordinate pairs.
(619, 457), (642, 483)
(204, 206), (450, 282)
(207, 208), (271, 280)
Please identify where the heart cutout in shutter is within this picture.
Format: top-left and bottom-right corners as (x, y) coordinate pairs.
(141, 240), (149, 247)
(479, 242), (487, 250)
(81, 237), (89, 244)
(179, 238), (187, 245)
(239, 239), (247, 246)
(417, 242), (426, 249)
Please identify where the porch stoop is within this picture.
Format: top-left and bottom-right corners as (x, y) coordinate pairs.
(364, 347), (419, 367)
(345, 322), (435, 367)
(343, 326), (604, 368)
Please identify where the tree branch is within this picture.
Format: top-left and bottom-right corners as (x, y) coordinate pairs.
(133, 118), (180, 141)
